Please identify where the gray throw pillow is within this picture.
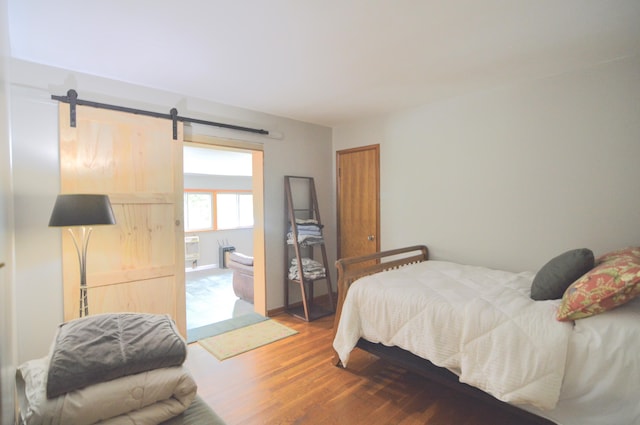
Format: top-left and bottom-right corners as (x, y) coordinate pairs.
(531, 248), (595, 301)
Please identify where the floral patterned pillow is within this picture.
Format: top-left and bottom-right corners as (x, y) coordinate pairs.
(556, 257), (640, 321)
(595, 247), (640, 265)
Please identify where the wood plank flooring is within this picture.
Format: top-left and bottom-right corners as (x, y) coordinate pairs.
(185, 314), (545, 425)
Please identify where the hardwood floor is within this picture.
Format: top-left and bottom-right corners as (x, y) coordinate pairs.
(185, 314), (544, 425)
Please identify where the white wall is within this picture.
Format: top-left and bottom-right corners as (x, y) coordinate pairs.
(0, 83), (14, 425)
(334, 55), (640, 272)
(9, 59), (333, 363)
(0, 0), (16, 422)
(11, 86), (63, 364)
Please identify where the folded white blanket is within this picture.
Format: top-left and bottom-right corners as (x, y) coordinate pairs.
(16, 357), (197, 425)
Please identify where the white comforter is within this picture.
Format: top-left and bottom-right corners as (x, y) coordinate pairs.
(333, 260), (573, 410)
(16, 357), (197, 425)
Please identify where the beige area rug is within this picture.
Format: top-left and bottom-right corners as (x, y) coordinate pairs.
(198, 319), (298, 360)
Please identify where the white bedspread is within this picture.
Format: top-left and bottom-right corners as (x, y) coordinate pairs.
(333, 260), (573, 410)
(16, 357), (197, 425)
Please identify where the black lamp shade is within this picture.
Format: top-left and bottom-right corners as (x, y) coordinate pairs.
(49, 194), (116, 227)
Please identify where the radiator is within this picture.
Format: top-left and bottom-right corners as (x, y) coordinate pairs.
(185, 236), (200, 262)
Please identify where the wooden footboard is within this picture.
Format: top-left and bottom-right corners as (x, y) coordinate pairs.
(330, 244), (555, 425)
(331, 244), (429, 364)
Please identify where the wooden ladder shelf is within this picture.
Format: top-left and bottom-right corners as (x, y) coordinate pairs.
(284, 176), (335, 321)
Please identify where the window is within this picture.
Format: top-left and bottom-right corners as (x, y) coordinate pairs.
(184, 192), (213, 231)
(184, 190), (253, 232)
(216, 192), (254, 229)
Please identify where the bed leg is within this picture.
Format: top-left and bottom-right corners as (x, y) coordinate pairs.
(332, 352), (344, 367)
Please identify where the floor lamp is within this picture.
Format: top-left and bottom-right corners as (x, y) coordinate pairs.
(49, 194), (116, 318)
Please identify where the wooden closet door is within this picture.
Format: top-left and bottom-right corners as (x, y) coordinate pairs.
(336, 144), (380, 260)
(59, 104), (186, 335)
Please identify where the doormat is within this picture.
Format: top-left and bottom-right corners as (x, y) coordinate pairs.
(198, 319), (298, 360)
(187, 312), (268, 343)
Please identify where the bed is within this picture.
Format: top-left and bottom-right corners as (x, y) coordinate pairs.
(332, 245), (640, 425)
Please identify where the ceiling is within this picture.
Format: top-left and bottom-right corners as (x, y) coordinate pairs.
(7, 1), (640, 127)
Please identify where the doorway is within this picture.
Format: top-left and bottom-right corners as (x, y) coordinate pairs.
(183, 141), (265, 341)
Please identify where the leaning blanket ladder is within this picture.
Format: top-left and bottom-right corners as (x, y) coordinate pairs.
(284, 175), (335, 321)
(331, 245), (555, 425)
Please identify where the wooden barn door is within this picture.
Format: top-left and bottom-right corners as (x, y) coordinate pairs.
(58, 104), (186, 335)
(336, 144), (380, 260)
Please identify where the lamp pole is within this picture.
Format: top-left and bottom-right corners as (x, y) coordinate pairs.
(68, 226), (93, 317)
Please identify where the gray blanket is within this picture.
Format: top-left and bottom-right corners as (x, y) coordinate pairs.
(46, 313), (187, 399)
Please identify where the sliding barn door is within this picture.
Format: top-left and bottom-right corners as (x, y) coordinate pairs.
(58, 104), (186, 335)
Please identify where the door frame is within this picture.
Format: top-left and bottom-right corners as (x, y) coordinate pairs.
(183, 134), (266, 316)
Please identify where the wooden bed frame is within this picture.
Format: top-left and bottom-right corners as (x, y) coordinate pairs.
(331, 245), (555, 425)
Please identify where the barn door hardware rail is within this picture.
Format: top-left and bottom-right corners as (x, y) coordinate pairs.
(52, 89), (269, 140)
